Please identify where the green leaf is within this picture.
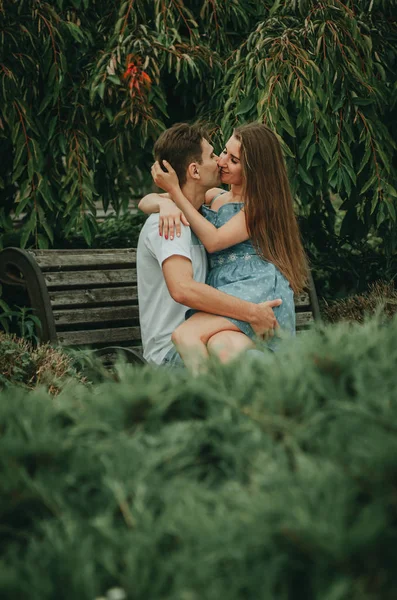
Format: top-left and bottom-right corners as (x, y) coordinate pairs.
(235, 97), (255, 116)
(97, 82), (105, 100)
(279, 118), (295, 138)
(38, 178), (54, 209)
(319, 138), (332, 161)
(13, 140), (26, 171)
(352, 98), (375, 107)
(42, 220), (54, 244)
(343, 163), (357, 185)
(298, 123), (314, 158)
(20, 213), (36, 249)
(386, 184), (397, 199)
(107, 74), (121, 86)
(298, 164), (314, 186)
(15, 196), (31, 217)
(360, 174), (378, 195)
(279, 106), (295, 135)
(357, 146), (371, 176)
(82, 217), (92, 246)
(38, 92), (53, 116)
(386, 201), (396, 221)
(269, 0), (282, 16)
(341, 168), (352, 196)
(27, 157), (34, 181)
(37, 234), (49, 249)
(66, 22), (85, 42)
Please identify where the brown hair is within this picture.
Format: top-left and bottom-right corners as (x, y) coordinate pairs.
(153, 122), (208, 186)
(234, 123), (308, 294)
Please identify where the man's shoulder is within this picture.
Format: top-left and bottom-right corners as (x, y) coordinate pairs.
(138, 214), (160, 242)
(145, 213), (160, 227)
(138, 215), (194, 261)
(143, 215), (192, 242)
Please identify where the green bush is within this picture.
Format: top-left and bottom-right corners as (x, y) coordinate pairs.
(0, 333), (84, 393)
(65, 211), (148, 249)
(1, 212), (148, 251)
(1, 316), (397, 599)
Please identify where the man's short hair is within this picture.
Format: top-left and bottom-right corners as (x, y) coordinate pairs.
(153, 123), (209, 186)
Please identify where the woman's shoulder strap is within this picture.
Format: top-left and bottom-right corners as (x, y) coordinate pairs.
(205, 187), (227, 206)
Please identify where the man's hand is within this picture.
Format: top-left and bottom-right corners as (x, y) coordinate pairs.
(249, 299), (282, 338)
(159, 199), (189, 240)
(151, 160), (180, 195)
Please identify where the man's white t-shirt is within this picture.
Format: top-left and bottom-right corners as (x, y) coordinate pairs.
(137, 214), (208, 364)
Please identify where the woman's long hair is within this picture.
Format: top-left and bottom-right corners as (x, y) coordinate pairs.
(234, 123), (308, 294)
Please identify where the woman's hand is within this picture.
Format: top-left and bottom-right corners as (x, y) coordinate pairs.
(159, 199), (190, 239)
(151, 160), (180, 195)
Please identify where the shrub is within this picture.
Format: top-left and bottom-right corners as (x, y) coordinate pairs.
(0, 333), (84, 393)
(61, 211), (148, 249)
(1, 316), (397, 599)
(322, 281), (397, 323)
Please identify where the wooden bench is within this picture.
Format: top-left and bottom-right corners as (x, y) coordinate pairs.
(0, 247), (321, 363)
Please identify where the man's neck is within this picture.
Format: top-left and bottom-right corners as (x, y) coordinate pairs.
(180, 181), (206, 209)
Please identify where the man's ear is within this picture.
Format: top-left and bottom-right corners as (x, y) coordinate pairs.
(187, 162), (200, 180)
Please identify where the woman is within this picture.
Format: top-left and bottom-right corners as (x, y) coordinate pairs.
(149, 123), (308, 371)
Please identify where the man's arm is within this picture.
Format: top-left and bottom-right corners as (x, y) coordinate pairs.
(162, 255), (281, 335)
(138, 193), (189, 239)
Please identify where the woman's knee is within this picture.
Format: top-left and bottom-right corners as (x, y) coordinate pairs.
(207, 330), (253, 361)
(171, 322), (186, 347)
(172, 320), (200, 347)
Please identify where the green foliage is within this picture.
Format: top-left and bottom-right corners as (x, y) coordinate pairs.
(213, 0), (397, 252)
(0, 294), (41, 341)
(304, 223), (397, 300)
(0, 332), (84, 392)
(72, 211), (148, 249)
(1, 1), (396, 254)
(1, 317), (397, 598)
(0, 0), (254, 249)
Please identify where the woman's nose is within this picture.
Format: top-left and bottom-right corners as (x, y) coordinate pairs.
(217, 154), (226, 166)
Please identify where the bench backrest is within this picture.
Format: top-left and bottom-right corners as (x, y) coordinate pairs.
(0, 247), (320, 350)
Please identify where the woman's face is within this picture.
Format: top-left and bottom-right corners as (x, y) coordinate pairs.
(217, 135), (243, 186)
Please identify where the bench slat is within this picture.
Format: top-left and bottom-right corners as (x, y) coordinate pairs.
(44, 269), (136, 288)
(296, 311), (314, 328)
(294, 292), (310, 307)
(57, 326), (141, 346)
(30, 249), (135, 255)
(49, 286), (138, 307)
(53, 305), (139, 325)
(31, 252), (136, 270)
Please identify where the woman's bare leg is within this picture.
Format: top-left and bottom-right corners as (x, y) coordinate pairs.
(207, 330), (254, 363)
(172, 312), (245, 373)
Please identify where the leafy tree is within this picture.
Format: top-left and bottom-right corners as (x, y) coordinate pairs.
(0, 0), (396, 253)
(0, 0), (245, 247)
(212, 0), (397, 256)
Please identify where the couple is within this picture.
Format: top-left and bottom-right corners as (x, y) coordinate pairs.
(137, 122), (308, 371)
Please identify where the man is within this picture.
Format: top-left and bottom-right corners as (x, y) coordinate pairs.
(137, 123), (280, 366)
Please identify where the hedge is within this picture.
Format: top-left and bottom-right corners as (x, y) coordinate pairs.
(1, 316), (397, 599)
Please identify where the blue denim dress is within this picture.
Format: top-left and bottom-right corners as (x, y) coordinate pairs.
(193, 201), (296, 350)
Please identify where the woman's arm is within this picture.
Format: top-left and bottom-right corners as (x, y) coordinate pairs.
(138, 192), (170, 214)
(152, 161), (249, 253)
(138, 192), (189, 239)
